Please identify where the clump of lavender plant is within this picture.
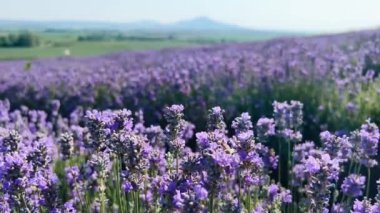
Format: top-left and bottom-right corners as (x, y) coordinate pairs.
(164, 105), (187, 176)
(0, 98), (379, 212)
(273, 100), (303, 141)
(85, 151), (112, 212)
(0, 152), (34, 211)
(350, 119), (379, 168)
(293, 150), (340, 212)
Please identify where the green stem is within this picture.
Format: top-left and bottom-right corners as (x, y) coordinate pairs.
(176, 156), (179, 175)
(21, 194), (32, 213)
(341, 161), (355, 203)
(117, 158), (125, 213)
(348, 160), (353, 175)
(135, 191), (139, 213)
(354, 163), (362, 174)
(209, 191), (214, 213)
(247, 188), (252, 212)
(366, 168), (371, 197)
(100, 179), (107, 213)
(287, 140), (291, 188)
(278, 141), (282, 184)
(237, 170), (242, 205)
(126, 193), (130, 213)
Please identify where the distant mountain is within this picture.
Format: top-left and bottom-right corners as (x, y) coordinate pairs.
(0, 17), (249, 31)
(170, 17), (244, 30)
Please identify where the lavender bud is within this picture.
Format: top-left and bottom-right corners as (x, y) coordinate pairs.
(59, 133), (74, 160)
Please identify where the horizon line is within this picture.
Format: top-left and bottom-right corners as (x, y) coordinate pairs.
(0, 17), (378, 34)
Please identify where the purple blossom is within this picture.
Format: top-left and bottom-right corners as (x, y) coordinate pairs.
(63, 200), (77, 213)
(172, 190), (184, 209)
(321, 131), (352, 161)
(352, 199), (373, 213)
(256, 117), (275, 141)
(304, 156), (321, 174)
(341, 174), (366, 198)
(267, 184), (279, 202)
(196, 131), (210, 150)
(122, 180), (133, 193)
(280, 189), (292, 203)
(207, 106), (226, 131)
(59, 132), (74, 160)
(293, 141), (315, 162)
(194, 185), (208, 200)
(232, 112), (253, 134)
(273, 100), (303, 130)
(332, 203), (346, 213)
(65, 166), (80, 186)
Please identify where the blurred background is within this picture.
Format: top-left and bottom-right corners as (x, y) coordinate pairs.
(0, 0), (379, 60)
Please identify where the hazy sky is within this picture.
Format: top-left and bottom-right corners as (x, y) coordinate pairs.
(1, 0), (380, 32)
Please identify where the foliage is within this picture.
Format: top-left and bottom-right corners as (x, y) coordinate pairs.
(0, 31), (41, 47)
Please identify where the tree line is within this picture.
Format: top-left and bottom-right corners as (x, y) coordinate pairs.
(0, 32), (41, 47)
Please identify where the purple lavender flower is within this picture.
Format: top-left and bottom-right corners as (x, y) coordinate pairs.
(293, 150), (340, 211)
(372, 203), (380, 213)
(341, 174), (366, 198)
(207, 106), (226, 131)
(65, 166), (80, 186)
(255, 143), (278, 169)
(256, 117), (275, 141)
(293, 141), (315, 162)
(351, 120), (380, 167)
(144, 125), (166, 148)
(196, 131), (210, 150)
(1, 130), (21, 152)
(321, 131), (352, 162)
(279, 189), (292, 203)
(304, 156), (321, 174)
(332, 203), (346, 213)
(194, 185), (208, 201)
(267, 184), (279, 203)
(172, 190), (184, 209)
(122, 180), (133, 193)
(279, 128), (302, 142)
(0, 194), (11, 213)
(180, 120), (195, 141)
(252, 202), (266, 213)
(59, 132), (74, 160)
(164, 105), (187, 154)
(359, 120), (379, 157)
(352, 198), (373, 213)
(232, 112), (253, 134)
(50, 100), (61, 117)
(26, 140), (51, 170)
(63, 200), (77, 213)
(163, 105), (184, 125)
(273, 100), (303, 130)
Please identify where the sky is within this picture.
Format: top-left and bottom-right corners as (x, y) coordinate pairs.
(1, 0), (380, 32)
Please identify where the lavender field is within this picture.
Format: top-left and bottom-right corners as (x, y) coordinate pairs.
(0, 29), (380, 212)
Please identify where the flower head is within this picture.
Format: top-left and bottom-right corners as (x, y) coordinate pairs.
(341, 174), (366, 198)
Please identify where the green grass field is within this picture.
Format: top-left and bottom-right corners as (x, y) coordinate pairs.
(0, 29), (295, 60)
(0, 40), (200, 60)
